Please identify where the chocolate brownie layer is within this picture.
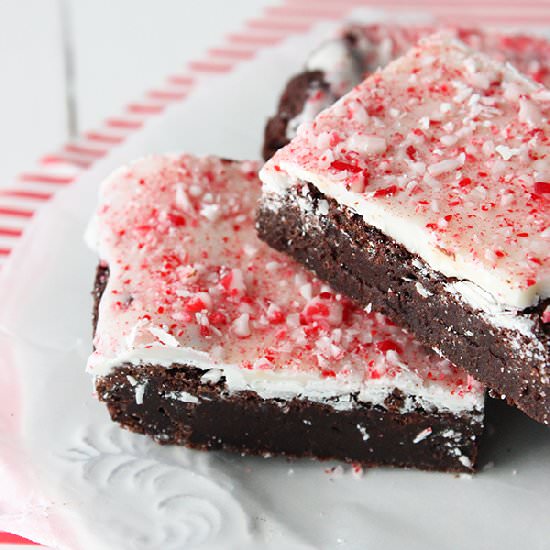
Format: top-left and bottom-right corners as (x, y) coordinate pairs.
(257, 184), (549, 424)
(263, 70), (329, 161)
(93, 265), (483, 472)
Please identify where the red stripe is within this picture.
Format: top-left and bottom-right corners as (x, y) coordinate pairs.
(65, 144), (107, 158)
(0, 226), (23, 237)
(288, 0), (550, 5)
(266, 5), (343, 18)
(0, 532), (36, 544)
(127, 103), (165, 114)
(166, 74), (195, 86)
(0, 247), (12, 256)
(0, 206), (34, 218)
(227, 33), (283, 46)
(438, 12), (550, 24)
(285, 0), (550, 8)
(266, 0), (550, 27)
(189, 60), (234, 73)
(18, 173), (74, 184)
(0, 189), (52, 200)
(208, 47), (256, 60)
(147, 90), (187, 101)
(105, 117), (143, 129)
(41, 154), (93, 169)
(84, 131), (125, 144)
(246, 18), (311, 32)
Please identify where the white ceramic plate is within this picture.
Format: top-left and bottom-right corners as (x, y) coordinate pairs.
(0, 9), (549, 550)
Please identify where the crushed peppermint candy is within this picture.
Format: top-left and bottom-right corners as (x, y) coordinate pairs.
(286, 23), (550, 155)
(413, 427), (433, 444)
(265, 35), (550, 308)
(89, 154), (481, 408)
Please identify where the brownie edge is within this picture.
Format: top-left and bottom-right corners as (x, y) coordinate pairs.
(263, 70), (329, 160)
(96, 364), (482, 472)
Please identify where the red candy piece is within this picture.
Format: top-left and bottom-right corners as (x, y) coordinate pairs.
(376, 340), (404, 354)
(330, 160), (362, 173)
(534, 181), (550, 194)
(373, 185), (398, 198)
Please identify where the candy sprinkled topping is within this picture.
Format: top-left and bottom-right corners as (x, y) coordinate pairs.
(88, 155), (482, 411)
(286, 24), (550, 155)
(264, 35), (550, 309)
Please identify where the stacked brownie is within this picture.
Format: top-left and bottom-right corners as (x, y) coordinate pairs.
(88, 23), (550, 476)
(259, 33), (549, 425)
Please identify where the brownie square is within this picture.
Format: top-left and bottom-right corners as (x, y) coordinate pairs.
(88, 154), (484, 471)
(259, 35), (549, 424)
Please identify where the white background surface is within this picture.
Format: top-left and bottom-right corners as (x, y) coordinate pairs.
(1, 0), (274, 184)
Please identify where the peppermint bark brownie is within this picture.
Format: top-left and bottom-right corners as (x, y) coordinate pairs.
(258, 35), (550, 424)
(87, 154), (484, 472)
(263, 24), (550, 160)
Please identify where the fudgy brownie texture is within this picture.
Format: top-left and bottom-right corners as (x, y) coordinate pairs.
(257, 184), (550, 425)
(93, 265), (483, 472)
(263, 70), (329, 161)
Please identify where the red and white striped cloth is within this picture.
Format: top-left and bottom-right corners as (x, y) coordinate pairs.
(1, 0), (548, 546)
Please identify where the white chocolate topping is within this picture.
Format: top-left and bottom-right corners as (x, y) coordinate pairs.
(87, 154), (483, 414)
